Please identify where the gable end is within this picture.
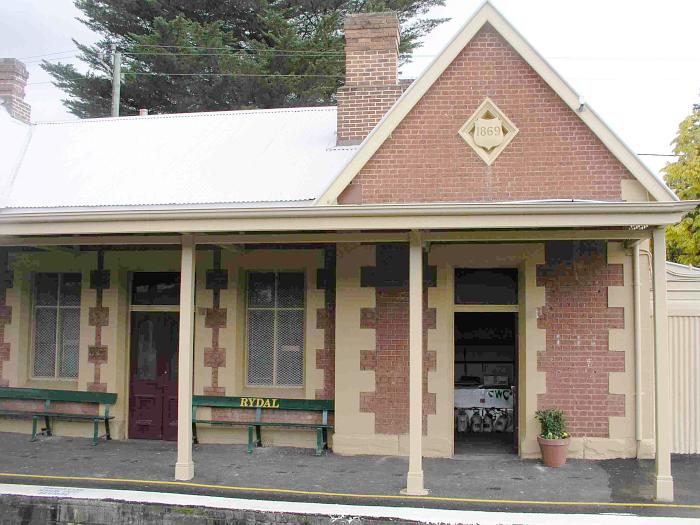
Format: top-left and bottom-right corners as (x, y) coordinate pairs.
(317, 2), (676, 205)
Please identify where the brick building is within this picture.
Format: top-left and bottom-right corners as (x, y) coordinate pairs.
(0, 2), (695, 502)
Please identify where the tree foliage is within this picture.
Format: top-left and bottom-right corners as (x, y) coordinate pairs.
(42, 0), (447, 118)
(664, 106), (700, 265)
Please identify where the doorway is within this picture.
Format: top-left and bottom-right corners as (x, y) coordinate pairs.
(454, 309), (518, 456)
(128, 311), (179, 441)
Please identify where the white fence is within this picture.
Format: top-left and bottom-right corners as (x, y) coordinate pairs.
(667, 262), (700, 454)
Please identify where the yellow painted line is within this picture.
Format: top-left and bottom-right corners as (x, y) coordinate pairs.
(0, 472), (699, 511)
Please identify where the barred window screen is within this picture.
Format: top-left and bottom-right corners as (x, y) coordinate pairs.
(246, 271), (304, 387)
(33, 273), (81, 379)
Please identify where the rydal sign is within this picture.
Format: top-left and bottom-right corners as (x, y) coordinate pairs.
(239, 397), (280, 408)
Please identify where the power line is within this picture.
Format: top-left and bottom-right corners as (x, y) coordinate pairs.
(126, 48), (345, 56)
(128, 71), (342, 78)
(19, 46), (700, 63)
(23, 56), (83, 65)
(26, 71), (342, 86)
(19, 49), (79, 60)
(124, 50), (345, 58)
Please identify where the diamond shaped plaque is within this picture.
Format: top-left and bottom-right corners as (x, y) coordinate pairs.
(458, 98), (518, 166)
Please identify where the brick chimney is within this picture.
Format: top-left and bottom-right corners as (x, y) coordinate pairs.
(0, 58), (31, 124)
(336, 12), (404, 146)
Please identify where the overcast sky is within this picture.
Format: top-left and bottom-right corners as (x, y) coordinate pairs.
(1, 0), (699, 176)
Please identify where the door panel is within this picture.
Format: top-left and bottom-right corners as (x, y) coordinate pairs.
(129, 312), (179, 440)
(163, 390), (179, 441)
(161, 321), (179, 441)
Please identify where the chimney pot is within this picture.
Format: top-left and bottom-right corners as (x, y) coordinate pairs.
(0, 58), (31, 123)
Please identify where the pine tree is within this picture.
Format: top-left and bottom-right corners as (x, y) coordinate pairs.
(42, 0), (447, 118)
(664, 106), (700, 265)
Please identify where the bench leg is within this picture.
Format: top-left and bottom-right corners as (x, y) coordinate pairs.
(92, 419), (98, 446)
(44, 415), (52, 437)
(192, 422), (198, 445)
(315, 428), (323, 456)
(31, 416), (38, 442)
(105, 418), (111, 440)
(255, 425), (262, 448)
(247, 426), (254, 454)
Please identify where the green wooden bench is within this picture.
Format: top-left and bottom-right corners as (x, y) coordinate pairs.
(0, 387), (117, 446)
(192, 396), (333, 456)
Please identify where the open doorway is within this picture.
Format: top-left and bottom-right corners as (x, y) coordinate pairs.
(454, 311), (518, 456)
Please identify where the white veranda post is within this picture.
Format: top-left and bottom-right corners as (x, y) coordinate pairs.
(175, 233), (196, 480)
(652, 227), (673, 501)
(404, 230), (427, 495)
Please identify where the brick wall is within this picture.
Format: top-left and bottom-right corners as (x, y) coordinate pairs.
(315, 245), (336, 400)
(203, 247), (228, 396)
(358, 245), (436, 435)
(336, 85), (404, 146)
(0, 58), (30, 123)
(536, 242), (625, 437)
(0, 400), (98, 416)
(337, 13), (404, 146)
(87, 251), (110, 393)
(338, 24), (633, 203)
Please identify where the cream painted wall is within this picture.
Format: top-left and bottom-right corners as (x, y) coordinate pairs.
(332, 241), (646, 460)
(333, 242), (548, 458)
(0, 241), (654, 460)
(333, 243), (379, 454)
(196, 248), (326, 448)
(574, 242), (637, 459)
(429, 243), (546, 458)
(0, 247), (326, 448)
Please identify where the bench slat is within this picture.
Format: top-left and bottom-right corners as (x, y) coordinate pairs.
(34, 413), (114, 420)
(0, 387), (117, 405)
(193, 395), (333, 411)
(0, 387), (117, 446)
(193, 420), (252, 426)
(194, 419), (332, 429)
(192, 396), (334, 456)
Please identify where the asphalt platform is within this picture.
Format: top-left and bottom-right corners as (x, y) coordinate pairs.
(0, 432), (698, 519)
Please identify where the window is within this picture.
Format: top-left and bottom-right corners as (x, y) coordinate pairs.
(131, 272), (180, 305)
(454, 268), (518, 305)
(246, 271), (304, 387)
(33, 273), (81, 379)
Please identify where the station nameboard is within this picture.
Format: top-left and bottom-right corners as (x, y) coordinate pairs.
(239, 397), (280, 408)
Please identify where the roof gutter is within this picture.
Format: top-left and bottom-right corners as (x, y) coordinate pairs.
(0, 201), (695, 236)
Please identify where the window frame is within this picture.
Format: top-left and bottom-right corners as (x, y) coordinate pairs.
(30, 272), (82, 380)
(244, 269), (306, 389)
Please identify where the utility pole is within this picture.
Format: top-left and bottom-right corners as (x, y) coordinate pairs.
(110, 44), (121, 117)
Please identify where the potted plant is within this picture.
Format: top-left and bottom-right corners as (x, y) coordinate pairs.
(535, 408), (570, 467)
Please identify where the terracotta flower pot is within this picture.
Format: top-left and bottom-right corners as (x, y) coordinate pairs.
(537, 436), (570, 467)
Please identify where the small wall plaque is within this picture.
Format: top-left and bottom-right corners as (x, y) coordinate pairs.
(458, 98), (519, 166)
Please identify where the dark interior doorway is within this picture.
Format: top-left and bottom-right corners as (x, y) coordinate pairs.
(128, 312), (179, 441)
(454, 312), (518, 456)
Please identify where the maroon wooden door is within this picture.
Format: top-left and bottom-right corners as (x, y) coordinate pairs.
(129, 312), (179, 441)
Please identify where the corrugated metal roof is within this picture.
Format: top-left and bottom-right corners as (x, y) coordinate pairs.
(0, 105), (357, 209)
